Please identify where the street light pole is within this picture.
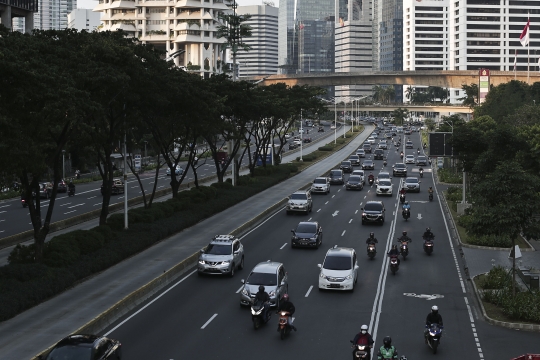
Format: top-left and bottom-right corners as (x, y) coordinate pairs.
(143, 141), (147, 166)
(62, 150), (65, 180)
(300, 110), (303, 161)
(124, 130), (128, 229)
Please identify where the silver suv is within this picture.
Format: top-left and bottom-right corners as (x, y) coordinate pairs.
(240, 262), (288, 307)
(311, 177), (330, 194)
(286, 190), (313, 214)
(197, 235), (244, 277)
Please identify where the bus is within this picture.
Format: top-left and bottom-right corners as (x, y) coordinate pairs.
(256, 144), (282, 166)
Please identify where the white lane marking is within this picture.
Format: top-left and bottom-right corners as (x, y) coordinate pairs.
(308, 217), (312, 221)
(0, 205), (11, 208)
(393, 211), (395, 216)
(341, 230), (346, 236)
(464, 296), (483, 359)
(267, 260), (271, 262)
(68, 203), (85, 209)
(201, 314), (218, 329)
(0, 230), (4, 233)
(40, 204), (49, 208)
(104, 270), (197, 336)
(87, 196), (96, 199)
(355, 210), (358, 214)
(305, 285), (313, 297)
(0, 219), (4, 222)
(280, 243), (287, 250)
(158, 186), (164, 188)
(64, 210), (77, 215)
(118, 196), (124, 199)
(363, 196), (367, 199)
(332, 195), (335, 198)
(359, 202), (362, 206)
(332, 211), (339, 217)
(131, 186), (138, 189)
(59, 203), (72, 207)
(325, 201), (329, 205)
(337, 189), (341, 192)
(236, 286), (243, 294)
(349, 219), (353, 223)
(149, 182), (154, 184)
(317, 209), (321, 213)
(93, 203), (101, 206)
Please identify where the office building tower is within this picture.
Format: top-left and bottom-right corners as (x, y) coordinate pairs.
(0, 0), (37, 32)
(379, 0), (403, 102)
(68, 8), (100, 31)
(235, 4), (278, 78)
(34, 0), (77, 30)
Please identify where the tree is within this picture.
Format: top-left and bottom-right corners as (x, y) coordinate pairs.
(424, 118), (436, 131)
(405, 86), (414, 103)
(458, 83), (478, 108)
(391, 108), (409, 126)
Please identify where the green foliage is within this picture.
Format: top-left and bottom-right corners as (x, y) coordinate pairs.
(8, 244), (36, 264)
(438, 169), (462, 183)
(479, 266), (510, 289)
(318, 145), (333, 151)
(468, 234), (512, 248)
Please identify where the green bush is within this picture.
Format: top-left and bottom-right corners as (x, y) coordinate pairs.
(318, 145), (333, 151)
(8, 243), (36, 264)
(43, 236), (81, 268)
(438, 168), (462, 183)
(91, 225), (115, 243)
(479, 266), (510, 289)
(107, 213), (124, 231)
(468, 234), (512, 248)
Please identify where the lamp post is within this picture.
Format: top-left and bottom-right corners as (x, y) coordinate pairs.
(300, 110), (303, 162)
(143, 141), (148, 166)
(62, 150), (65, 180)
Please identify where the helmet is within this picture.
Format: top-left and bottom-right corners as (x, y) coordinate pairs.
(361, 324), (368, 334)
(370, 232), (375, 238)
(404, 201), (408, 205)
(392, 245), (398, 250)
(282, 294), (289, 301)
(258, 285), (265, 292)
(426, 227), (431, 232)
(402, 231), (407, 236)
(383, 336), (392, 347)
(432, 305), (439, 315)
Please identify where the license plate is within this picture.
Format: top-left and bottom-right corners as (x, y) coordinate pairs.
(328, 284), (340, 288)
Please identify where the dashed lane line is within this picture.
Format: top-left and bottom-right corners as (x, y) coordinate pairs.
(201, 314), (218, 329)
(305, 285), (313, 297)
(280, 243), (287, 250)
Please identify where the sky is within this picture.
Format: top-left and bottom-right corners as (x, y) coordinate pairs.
(78, 0), (278, 10)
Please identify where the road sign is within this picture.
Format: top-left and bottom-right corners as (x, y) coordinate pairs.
(428, 132), (453, 157)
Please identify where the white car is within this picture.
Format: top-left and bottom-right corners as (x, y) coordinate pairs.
(311, 177), (331, 194)
(376, 171), (391, 184)
(405, 155), (415, 164)
(166, 165), (184, 176)
(331, 125), (336, 129)
(351, 170), (365, 184)
(356, 149), (366, 158)
(318, 247), (358, 291)
(376, 179), (393, 196)
(367, 137), (376, 145)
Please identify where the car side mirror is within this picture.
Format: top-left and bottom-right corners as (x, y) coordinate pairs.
(317, 264), (322, 269)
(355, 265), (359, 270)
(241, 279), (245, 284)
(200, 249), (205, 254)
(360, 207), (364, 210)
(291, 230), (295, 233)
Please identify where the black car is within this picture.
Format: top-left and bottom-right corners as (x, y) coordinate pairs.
(349, 154), (361, 166)
(289, 143), (299, 150)
(329, 169), (344, 185)
(346, 175), (364, 191)
(340, 161), (353, 173)
(57, 179), (67, 193)
(304, 137), (312, 143)
(291, 221), (323, 248)
(361, 201), (386, 225)
(374, 149), (384, 160)
(392, 163), (407, 177)
(318, 126), (325, 132)
(100, 178), (125, 195)
(40, 334), (122, 360)
(362, 160), (375, 170)
(363, 144), (372, 153)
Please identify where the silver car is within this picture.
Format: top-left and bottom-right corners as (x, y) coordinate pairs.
(311, 177), (330, 194)
(240, 262), (288, 307)
(198, 235), (244, 277)
(286, 190), (313, 214)
(404, 177), (421, 193)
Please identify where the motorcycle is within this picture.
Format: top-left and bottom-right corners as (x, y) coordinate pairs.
(419, 168), (424, 178)
(278, 311), (292, 340)
(429, 192), (433, 201)
(368, 177), (374, 186)
(350, 341), (371, 359)
(423, 237), (434, 255)
(367, 243), (377, 260)
(68, 187), (75, 197)
(389, 255), (399, 275)
(402, 208), (410, 221)
(399, 240), (409, 260)
(399, 193), (406, 204)
(417, 149), (420, 154)
(383, 159), (387, 167)
(425, 323), (443, 354)
(251, 300), (271, 329)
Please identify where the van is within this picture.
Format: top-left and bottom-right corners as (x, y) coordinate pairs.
(363, 143), (372, 154)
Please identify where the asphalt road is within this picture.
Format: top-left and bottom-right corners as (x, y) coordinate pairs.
(99, 130), (540, 360)
(0, 125), (334, 240)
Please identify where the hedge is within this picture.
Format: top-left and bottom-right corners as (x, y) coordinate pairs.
(0, 165), (295, 322)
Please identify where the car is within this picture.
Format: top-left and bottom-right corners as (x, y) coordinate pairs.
(34, 182), (52, 199)
(291, 221), (323, 248)
(349, 154), (361, 166)
(393, 163), (408, 177)
(311, 177), (331, 194)
(376, 171), (391, 184)
(367, 137), (376, 145)
(284, 133), (291, 139)
(416, 155), (428, 166)
(404, 129), (412, 135)
(329, 169), (344, 185)
(104, 178), (124, 195)
(404, 177), (421, 192)
(166, 165), (184, 176)
(318, 247), (358, 291)
(293, 139), (302, 146)
(318, 126), (325, 132)
(40, 334), (122, 360)
(374, 149), (384, 160)
(362, 159), (374, 170)
(372, 133), (378, 139)
(330, 124), (336, 129)
(363, 143), (372, 153)
(303, 137), (312, 143)
(288, 142), (299, 150)
(351, 169), (365, 184)
(378, 141), (388, 150)
(376, 179), (393, 196)
(385, 132), (392, 139)
(57, 179), (67, 193)
(240, 262), (288, 307)
(406, 141), (414, 149)
(346, 175), (364, 190)
(198, 235), (244, 277)
(356, 149), (366, 158)
(361, 201), (386, 225)
(340, 161), (353, 173)
(405, 155), (415, 164)
(411, 126), (417, 132)
(286, 190), (313, 214)
(437, 158), (444, 169)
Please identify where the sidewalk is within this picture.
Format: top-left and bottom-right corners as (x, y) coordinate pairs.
(0, 125), (372, 360)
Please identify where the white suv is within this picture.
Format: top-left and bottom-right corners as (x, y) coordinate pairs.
(318, 247), (358, 291)
(286, 190), (313, 214)
(376, 179), (393, 196)
(311, 177), (330, 194)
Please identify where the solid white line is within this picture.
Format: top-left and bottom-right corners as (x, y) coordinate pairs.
(280, 243), (287, 250)
(349, 219), (352, 223)
(236, 285), (243, 294)
(341, 230), (346, 236)
(104, 270), (196, 336)
(64, 210), (77, 215)
(68, 203), (85, 209)
(87, 196), (96, 199)
(317, 209), (321, 212)
(305, 285), (313, 297)
(201, 314), (218, 329)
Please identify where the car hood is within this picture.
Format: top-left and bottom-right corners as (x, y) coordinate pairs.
(320, 269), (352, 278)
(200, 254), (231, 262)
(293, 231), (317, 239)
(289, 199), (308, 204)
(243, 284), (278, 298)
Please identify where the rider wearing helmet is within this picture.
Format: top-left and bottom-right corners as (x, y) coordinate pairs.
(352, 324), (374, 359)
(425, 305), (444, 341)
(387, 245), (400, 266)
(377, 336), (399, 360)
(423, 227), (434, 241)
(402, 201), (411, 211)
(277, 294), (297, 331)
(254, 285), (270, 321)
(428, 186), (434, 195)
(399, 187), (407, 196)
(398, 231), (412, 243)
(366, 232), (378, 245)
(368, 172), (375, 182)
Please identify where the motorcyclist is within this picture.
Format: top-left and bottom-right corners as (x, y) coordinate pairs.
(397, 231), (412, 244)
(277, 294), (297, 331)
(402, 201), (410, 212)
(366, 232), (378, 245)
(352, 324), (374, 359)
(383, 156), (387, 166)
(399, 187), (407, 200)
(368, 173), (375, 183)
(425, 305), (444, 341)
(419, 167), (424, 175)
(417, 147), (420, 153)
(388, 245), (401, 266)
(400, 151), (404, 158)
(428, 186), (434, 196)
(254, 285), (270, 321)
(75, 169), (81, 179)
(377, 336), (399, 360)
(423, 227), (435, 241)
(68, 181), (75, 193)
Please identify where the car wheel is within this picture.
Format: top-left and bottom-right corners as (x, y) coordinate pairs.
(239, 256), (244, 270)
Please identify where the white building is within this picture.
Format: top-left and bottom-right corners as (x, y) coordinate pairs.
(34, 0), (77, 30)
(93, 0), (229, 76)
(68, 8), (100, 31)
(234, 4), (278, 78)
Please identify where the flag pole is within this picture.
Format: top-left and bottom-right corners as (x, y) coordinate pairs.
(514, 49), (517, 80)
(528, 13), (530, 84)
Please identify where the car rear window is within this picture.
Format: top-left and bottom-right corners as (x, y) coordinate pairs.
(205, 244), (232, 255)
(331, 170), (342, 176)
(290, 193), (307, 200)
(313, 178), (326, 184)
(341, 161), (351, 165)
(418, 156), (426, 161)
(246, 272), (277, 286)
(364, 203), (383, 211)
(348, 176), (361, 182)
(405, 178), (418, 184)
(296, 223), (317, 233)
(48, 345), (92, 359)
(323, 255), (352, 270)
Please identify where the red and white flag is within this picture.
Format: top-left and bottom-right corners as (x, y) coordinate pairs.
(520, 16), (530, 47)
(513, 49), (517, 71)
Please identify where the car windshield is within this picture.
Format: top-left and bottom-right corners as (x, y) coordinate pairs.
(364, 160), (373, 164)
(406, 178), (418, 184)
(290, 193), (307, 200)
(418, 156), (426, 161)
(313, 178), (326, 184)
(406, 156), (414, 159)
(348, 176), (361, 182)
(296, 223), (317, 233)
(246, 272), (277, 286)
(395, 164), (406, 169)
(364, 203), (382, 211)
(331, 171), (342, 176)
(47, 345), (91, 360)
(378, 174), (389, 179)
(379, 180), (391, 186)
(323, 255), (352, 270)
(341, 162), (351, 166)
(205, 244), (232, 255)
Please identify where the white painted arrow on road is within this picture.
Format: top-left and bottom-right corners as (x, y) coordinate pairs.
(332, 210), (339, 217)
(403, 293), (444, 301)
(417, 213), (422, 220)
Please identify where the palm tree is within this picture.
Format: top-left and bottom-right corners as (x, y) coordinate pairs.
(405, 86), (414, 103)
(372, 85), (384, 104)
(384, 87), (396, 104)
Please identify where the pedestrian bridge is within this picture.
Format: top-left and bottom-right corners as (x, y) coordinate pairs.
(333, 104), (473, 115)
(250, 70), (540, 88)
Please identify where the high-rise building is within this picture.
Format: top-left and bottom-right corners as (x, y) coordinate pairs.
(235, 4), (278, 78)
(34, 0), (77, 30)
(93, 0), (229, 77)
(0, 0), (37, 32)
(68, 8), (100, 31)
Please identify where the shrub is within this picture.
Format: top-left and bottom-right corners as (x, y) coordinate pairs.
(91, 225), (115, 243)
(438, 168), (462, 183)
(107, 213), (124, 231)
(468, 234), (512, 248)
(318, 145), (333, 151)
(43, 236), (80, 268)
(479, 266), (509, 289)
(8, 243), (36, 264)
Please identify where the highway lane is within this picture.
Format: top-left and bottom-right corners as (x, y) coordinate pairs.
(0, 126), (334, 239)
(99, 129), (527, 359)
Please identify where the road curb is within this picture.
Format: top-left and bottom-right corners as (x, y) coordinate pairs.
(471, 274), (540, 332)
